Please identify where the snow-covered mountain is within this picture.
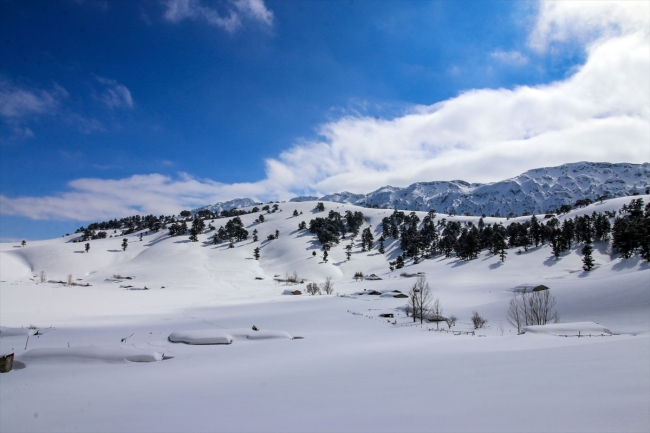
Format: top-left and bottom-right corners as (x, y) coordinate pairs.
(298, 162), (650, 216)
(191, 198), (261, 214)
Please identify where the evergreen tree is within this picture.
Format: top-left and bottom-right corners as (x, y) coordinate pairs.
(253, 229), (258, 242)
(612, 217), (639, 259)
(192, 216), (205, 234)
(85, 243), (90, 253)
(594, 213), (612, 241)
(550, 228), (562, 258)
(345, 243), (353, 260)
(298, 221), (307, 230)
(494, 233), (507, 262)
(293, 209), (299, 217)
(582, 243), (595, 271)
(121, 238), (128, 251)
(254, 247), (260, 260)
(641, 203), (650, 262)
(378, 235), (385, 254)
(316, 202), (325, 212)
(189, 227), (199, 242)
(361, 227), (374, 251)
(323, 250), (328, 262)
(21, 240), (26, 247)
(395, 255), (405, 269)
(275, 229), (280, 238)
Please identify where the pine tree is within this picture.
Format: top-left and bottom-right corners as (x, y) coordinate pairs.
(293, 209), (299, 217)
(253, 229), (258, 242)
(493, 233), (507, 262)
(395, 255), (405, 269)
(121, 238), (128, 251)
(582, 243), (595, 271)
(85, 243), (90, 253)
(254, 247), (260, 260)
(641, 203), (650, 262)
(323, 250), (328, 262)
(378, 235), (385, 254)
(530, 215), (542, 247)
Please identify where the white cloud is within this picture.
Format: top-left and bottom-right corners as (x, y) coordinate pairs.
(162, 0), (273, 32)
(528, 0), (649, 52)
(0, 173), (266, 221)
(0, 79), (67, 119)
(95, 76), (133, 109)
(490, 50), (529, 66)
(2, 0), (648, 221)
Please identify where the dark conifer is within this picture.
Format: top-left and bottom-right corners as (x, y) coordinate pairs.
(582, 243), (595, 271)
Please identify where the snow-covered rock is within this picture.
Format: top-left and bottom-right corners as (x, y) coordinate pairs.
(192, 198), (261, 215)
(523, 322), (612, 336)
(168, 328), (294, 345)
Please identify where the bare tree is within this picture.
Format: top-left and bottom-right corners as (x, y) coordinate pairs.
(306, 282), (320, 295)
(471, 311), (487, 329)
(428, 298), (444, 329)
(408, 275), (432, 324)
(40, 270), (46, 283)
(445, 315), (457, 329)
(507, 291), (560, 333)
(322, 277), (334, 295)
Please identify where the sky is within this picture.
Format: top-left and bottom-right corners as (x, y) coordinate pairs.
(0, 0), (648, 240)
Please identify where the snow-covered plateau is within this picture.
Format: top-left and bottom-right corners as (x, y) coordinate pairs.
(1, 196), (648, 432)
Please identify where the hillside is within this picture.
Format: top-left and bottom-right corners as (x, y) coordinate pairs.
(1, 197), (648, 432)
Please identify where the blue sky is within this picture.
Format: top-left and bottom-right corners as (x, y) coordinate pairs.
(1, 0), (648, 240)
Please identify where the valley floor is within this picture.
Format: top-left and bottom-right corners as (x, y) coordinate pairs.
(1, 198), (649, 432)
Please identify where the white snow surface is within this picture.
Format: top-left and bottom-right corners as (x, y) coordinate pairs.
(523, 322), (613, 336)
(1, 197), (648, 432)
(17, 347), (163, 364)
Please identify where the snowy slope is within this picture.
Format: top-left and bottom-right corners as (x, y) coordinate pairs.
(1, 197), (648, 432)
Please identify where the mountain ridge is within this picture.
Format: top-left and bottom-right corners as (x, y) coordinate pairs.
(195, 162), (649, 217)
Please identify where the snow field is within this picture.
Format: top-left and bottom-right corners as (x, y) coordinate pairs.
(1, 198), (648, 432)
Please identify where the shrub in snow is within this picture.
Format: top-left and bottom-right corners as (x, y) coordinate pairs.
(471, 311), (487, 329)
(306, 282), (320, 295)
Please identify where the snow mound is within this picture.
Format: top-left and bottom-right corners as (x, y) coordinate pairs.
(168, 328), (294, 345)
(523, 322), (612, 336)
(17, 347), (163, 364)
(282, 289), (302, 295)
(168, 329), (232, 345)
(0, 327), (37, 337)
